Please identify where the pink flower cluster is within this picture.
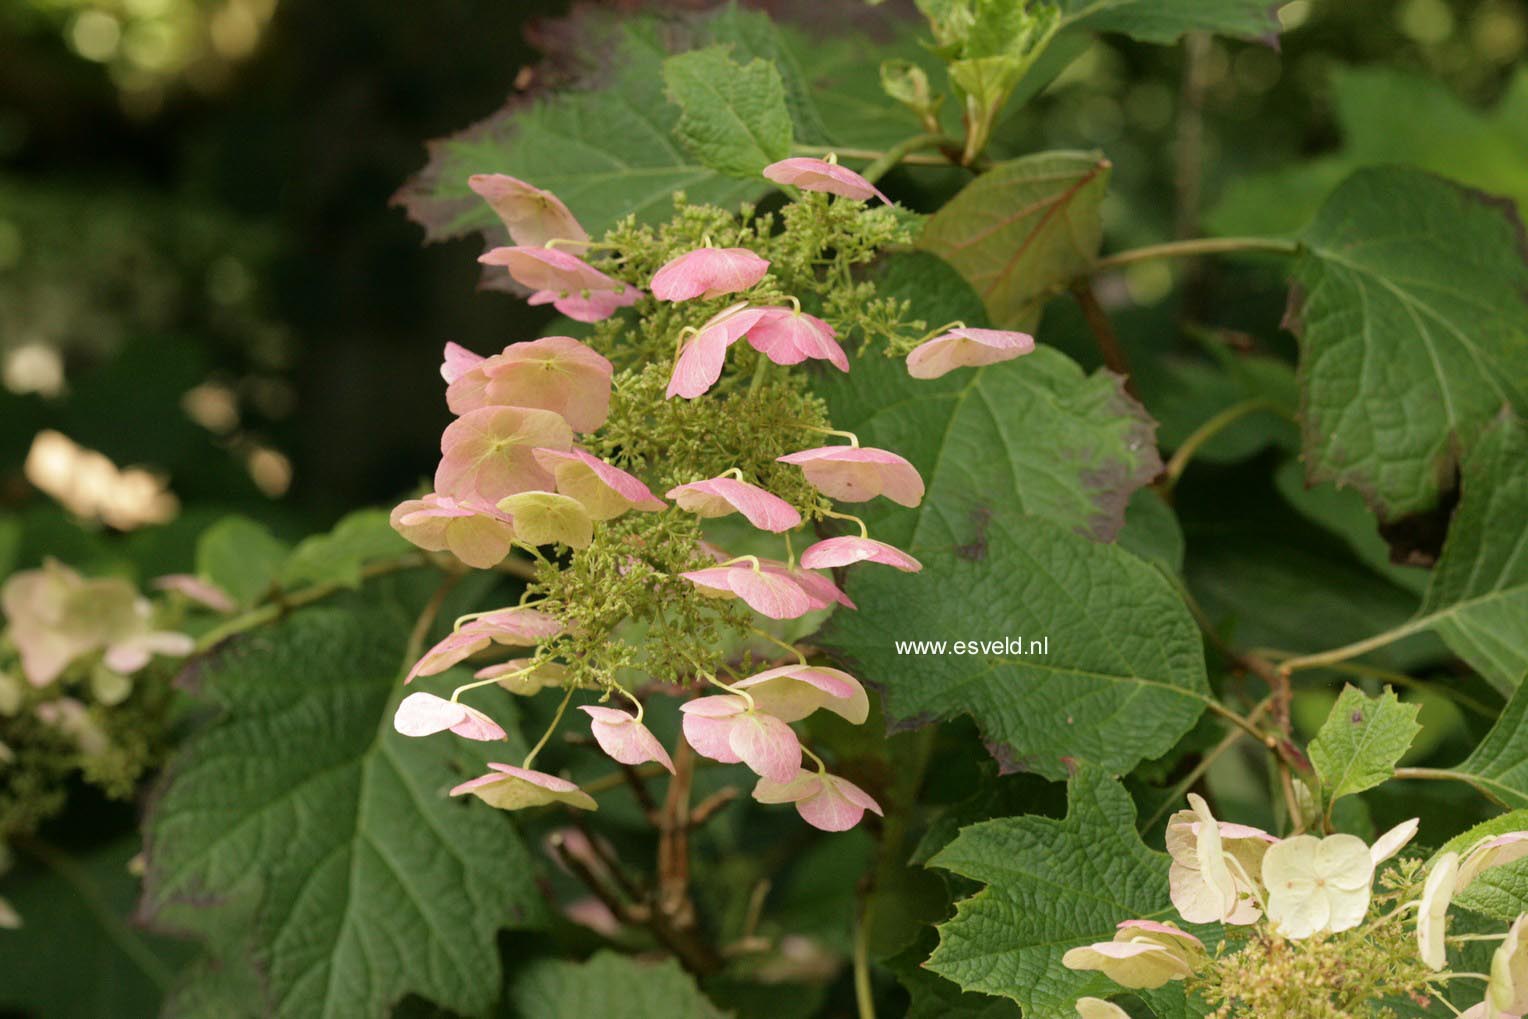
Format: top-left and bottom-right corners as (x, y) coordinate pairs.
(388, 161), (1036, 832)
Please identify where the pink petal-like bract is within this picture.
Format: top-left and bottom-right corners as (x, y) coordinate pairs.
(1117, 919), (1205, 948)
(753, 769), (883, 831)
(440, 341), (485, 384)
(777, 446), (924, 507)
(799, 536), (922, 572)
(679, 695), (748, 764)
(762, 157), (891, 204)
(678, 565), (816, 620)
(436, 405), (572, 505)
(732, 664), (870, 724)
(449, 762), (597, 811)
(479, 245), (629, 297)
(906, 327), (1036, 380)
(405, 608), (563, 683)
(743, 307), (850, 371)
(650, 248), (770, 302)
(666, 304), (768, 399)
(468, 173), (588, 248)
(446, 336), (613, 432)
(527, 285), (641, 324)
(578, 705), (676, 773)
(150, 574), (237, 613)
(391, 493), (518, 569)
(795, 774), (882, 832)
(532, 448), (665, 519)
(393, 691), (507, 741)
(727, 710), (801, 783)
(666, 476), (801, 532)
(760, 561), (855, 610)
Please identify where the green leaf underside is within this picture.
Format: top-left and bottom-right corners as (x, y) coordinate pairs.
(663, 46), (793, 178)
(196, 516), (289, 608)
(825, 510), (1209, 780)
(140, 598), (544, 1019)
(1415, 413), (1528, 694)
(1291, 166), (1528, 521)
(1208, 67), (1528, 237)
(504, 951), (729, 1019)
(279, 508), (413, 590)
(1308, 684), (1423, 805)
(928, 767), (1189, 1017)
(1060, 0), (1282, 45)
(917, 150), (1111, 331)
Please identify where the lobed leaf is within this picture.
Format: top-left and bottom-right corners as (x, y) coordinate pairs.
(927, 766), (1186, 1017)
(140, 594), (545, 1019)
(1308, 684), (1422, 807)
(1290, 167), (1528, 522)
(1414, 412), (1528, 693)
(663, 46), (794, 179)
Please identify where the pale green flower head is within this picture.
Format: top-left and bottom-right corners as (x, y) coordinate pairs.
(1262, 833), (1375, 939)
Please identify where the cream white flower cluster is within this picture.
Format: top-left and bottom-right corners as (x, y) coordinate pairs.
(1062, 794), (1528, 1017)
(1062, 794), (1419, 1012)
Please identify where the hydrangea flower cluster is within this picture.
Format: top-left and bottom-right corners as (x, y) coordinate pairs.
(0, 561), (206, 760)
(388, 159), (1035, 831)
(0, 559), (228, 923)
(1063, 795), (1528, 1017)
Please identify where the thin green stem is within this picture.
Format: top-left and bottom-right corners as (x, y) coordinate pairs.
(798, 424), (861, 447)
(860, 133), (950, 184)
(749, 627), (807, 666)
(522, 684), (576, 769)
(1161, 399), (1283, 495)
(853, 898), (877, 1019)
(822, 508), (869, 539)
(1093, 236), (1299, 272)
(790, 143), (950, 168)
(194, 553), (427, 652)
(1278, 618), (1435, 676)
(615, 684), (645, 724)
(702, 671), (756, 711)
(1268, 653), (1497, 718)
(1393, 766), (1511, 809)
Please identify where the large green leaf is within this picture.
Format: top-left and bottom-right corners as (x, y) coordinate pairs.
(1414, 413), (1528, 693)
(928, 767), (1183, 1017)
(663, 46), (793, 179)
(1060, 0), (1281, 44)
(1308, 685), (1422, 807)
(818, 254), (1160, 543)
(279, 508), (413, 590)
(1210, 67), (1528, 237)
(1448, 682), (1528, 813)
(140, 593), (545, 1019)
(818, 253), (1188, 777)
(195, 516), (290, 608)
(826, 510), (1209, 779)
(1290, 167), (1528, 521)
(1444, 811), (1528, 921)
(0, 837), (191, 1019)
(396, 8), (813, 243)
(503, 951), (728, 1019)
(917, 151), (1111, 330)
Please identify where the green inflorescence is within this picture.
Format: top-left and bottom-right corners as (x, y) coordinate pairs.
(519, 190), (923, 698)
